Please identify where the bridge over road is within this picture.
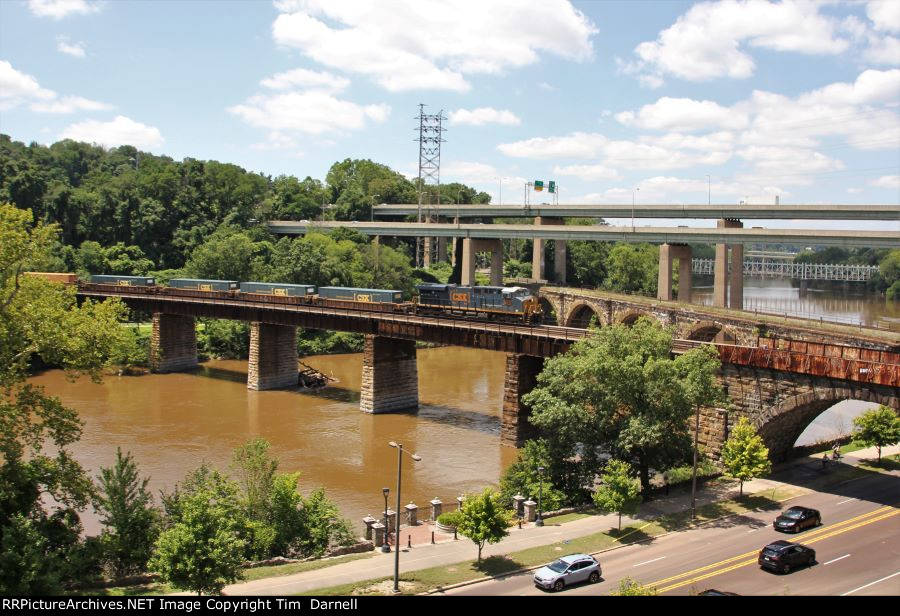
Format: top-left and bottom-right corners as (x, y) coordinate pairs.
(77, 284), (900, 463)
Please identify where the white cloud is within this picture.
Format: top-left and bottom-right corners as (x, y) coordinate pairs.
(0, 60), (113, 114)
(28, 0), (100, 19)
(228, 91), (390, 135)
(31, 95), (113, 114)
(553, 163), (621, 181)
(498, 132), (607, 159)
(271, 0), (596, 92)
(56, 38), (86, 58)
(863, 34), (900, 64)
(867, 1), (900, 33)
(499, 130), (733, 170)
(449, 107), (521, 126)
(846, 187), (865, 194)
(616, 97), (748, 132)
(442, 161), (502, 184)
(0, 60), (56, 110)
(260, 68), (350, 92)
(629, 0), (851, 83)
(870, 174), (900, 189)
(59, 115), (163, 149)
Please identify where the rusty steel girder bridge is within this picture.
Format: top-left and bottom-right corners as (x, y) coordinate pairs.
(77, 284), (900, 388)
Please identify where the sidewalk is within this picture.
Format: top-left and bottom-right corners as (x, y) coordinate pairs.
(224, 444), (898, 596)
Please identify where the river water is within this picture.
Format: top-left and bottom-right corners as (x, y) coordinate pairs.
(29, 280), (891, 534)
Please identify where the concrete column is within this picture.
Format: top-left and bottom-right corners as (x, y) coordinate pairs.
(423, 236), (432, 268)
(430, 497), (442, 521)
(491, 243), (504, 286)
(436, 236), (447, 263)
(678, 247), (693, 304)
(532, 216), (545, 281)
(360, 335), (418, 413)
(554, 240), (567, 284)
(501, 353), (545, 447)
(730, 242), (744, 310)
(461, 238), (476, 286)
(714, 219), (742, 307)
(405, 503), (418, 527)
(247, 322), (298, 390)
(657, 243), (674, 301)
(362, 515), (377, 540)
(150, 313), (197, 373)
(524, 500), (537, 523)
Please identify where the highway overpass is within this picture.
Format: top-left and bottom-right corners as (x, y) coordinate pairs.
(373, 203), (900, 220)
(268, 220), (900, 249)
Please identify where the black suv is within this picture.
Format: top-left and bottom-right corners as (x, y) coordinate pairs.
(758, 540), (816, 574)
(774, 506), (821, 533)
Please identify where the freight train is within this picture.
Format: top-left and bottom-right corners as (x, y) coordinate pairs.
(79, 275), (543, 324)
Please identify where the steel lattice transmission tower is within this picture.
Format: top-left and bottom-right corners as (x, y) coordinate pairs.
(415, 104), (446, 267)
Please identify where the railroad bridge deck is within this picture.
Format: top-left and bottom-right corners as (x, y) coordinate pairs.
(77, 285), (900, 460)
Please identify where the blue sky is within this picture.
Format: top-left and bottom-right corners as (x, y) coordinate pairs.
(1, 0), (898, 229)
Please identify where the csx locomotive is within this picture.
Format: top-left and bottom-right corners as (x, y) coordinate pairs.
(83, 275), (543, 324)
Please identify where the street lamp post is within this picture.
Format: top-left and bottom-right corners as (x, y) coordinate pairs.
(388, 441), (422, 594)
(381, 487), (391, 553)
(535, 466), (545, 527)
(632, 187), (640, 230)
(457, 189), (463, 228)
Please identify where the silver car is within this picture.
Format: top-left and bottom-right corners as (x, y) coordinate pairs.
(533, 553), (602, 591)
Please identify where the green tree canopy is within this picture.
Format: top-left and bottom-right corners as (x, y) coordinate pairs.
(523, 319), (723, 502)
(720, 417), (772, 495)
(592, 459), (641, 531)
(94, 448), (160, 577)
(0, 203), (127, 592)
(852, 405), (900, 462)
(455, 488), (514, 562)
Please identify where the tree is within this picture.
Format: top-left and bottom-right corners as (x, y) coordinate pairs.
(523, 319), (723, 501)
(150, 487), (246, 595)
(0, 204), (126, 592)
(720, 417), (771, 495)
(94, 448), (160, 577)
(852, 405), (900, 463)
(610, 576), (658, 596)
(592, 460), (641, 531)
(231, 438), (278, 522)
(498, 440), (566, 513)
(603, 243), (658, 295)
(455, 488), (514, 562)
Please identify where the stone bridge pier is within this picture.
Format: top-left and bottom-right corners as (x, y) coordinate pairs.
(248, 322), (298, 390)
(150, 313), (198, 373)
(501, 353), (545, 447)
(360, 335), (419, 413)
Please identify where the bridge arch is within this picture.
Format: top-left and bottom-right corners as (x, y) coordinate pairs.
(755, 388), (900, 462)
(566, 302), (602, 329)
(538, 297), (558, 325)
(616, 310), (649, 327)
(686, 320), (737, 344)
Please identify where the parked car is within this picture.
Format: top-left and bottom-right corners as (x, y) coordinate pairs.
(774, 506), (821, 533)
(533, 553), (602, 591)
(758, 540), (816, 574)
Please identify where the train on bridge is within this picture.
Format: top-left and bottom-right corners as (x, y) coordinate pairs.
(76, 275), (544, 325)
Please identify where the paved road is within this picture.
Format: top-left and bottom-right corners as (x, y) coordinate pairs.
(443, 472), (899, 596)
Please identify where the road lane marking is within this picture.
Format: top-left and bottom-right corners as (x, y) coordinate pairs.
(824, 554), (851, 565)
(840, 571), (900, 596)
(653, 507), (899, 594)
(633, 557), (666, 567)
(837, 498), (857, 505)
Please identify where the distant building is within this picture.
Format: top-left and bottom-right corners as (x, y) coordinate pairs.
(740, 195), (780, 205)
